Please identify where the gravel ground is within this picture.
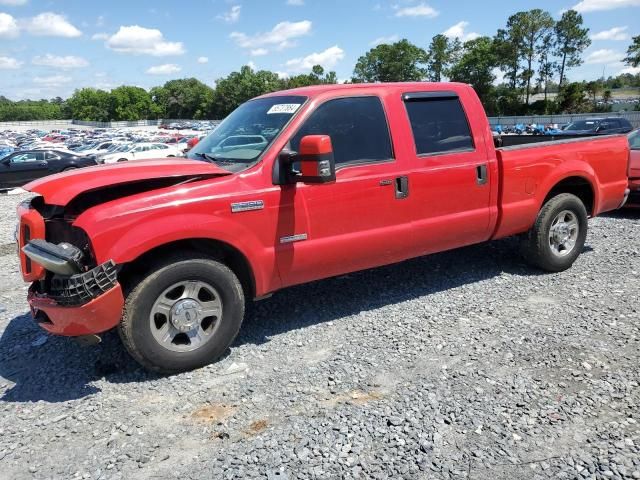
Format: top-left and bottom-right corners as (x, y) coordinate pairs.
(0, 192), (639, 480)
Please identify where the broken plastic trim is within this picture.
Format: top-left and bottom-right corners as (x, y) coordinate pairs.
(49, 261), (118, 306)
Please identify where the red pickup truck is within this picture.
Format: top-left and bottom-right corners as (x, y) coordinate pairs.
(628, 129), (640, 206)
(16, 83), (630, 373)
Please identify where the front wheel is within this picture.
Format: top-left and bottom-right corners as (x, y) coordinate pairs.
(520, 193), (588, 272)
(119, 255), (245, 374)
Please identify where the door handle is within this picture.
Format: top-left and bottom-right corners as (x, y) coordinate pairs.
(395, 176), (409, 199)
(476, 164), (488, 186)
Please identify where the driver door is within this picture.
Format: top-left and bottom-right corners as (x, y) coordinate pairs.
(275, 95), (413, 287)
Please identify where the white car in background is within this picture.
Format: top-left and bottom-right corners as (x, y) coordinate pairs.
(101, 142), (182, 164)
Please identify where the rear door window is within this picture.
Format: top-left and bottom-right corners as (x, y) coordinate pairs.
(403, 94), (474, 156)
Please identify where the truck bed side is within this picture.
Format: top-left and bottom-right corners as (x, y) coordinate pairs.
(492, 135), (629, 240)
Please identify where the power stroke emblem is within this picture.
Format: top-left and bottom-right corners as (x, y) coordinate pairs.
(230, 200), (264, 213)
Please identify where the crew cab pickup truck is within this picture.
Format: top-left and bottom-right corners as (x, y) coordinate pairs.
(16, 83), (630, 373)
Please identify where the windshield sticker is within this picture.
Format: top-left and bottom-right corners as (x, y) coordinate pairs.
(267, 103), (301, 115)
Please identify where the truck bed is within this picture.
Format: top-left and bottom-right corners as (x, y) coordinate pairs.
(492, 134), (630, 239)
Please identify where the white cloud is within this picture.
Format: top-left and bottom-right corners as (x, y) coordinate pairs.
(287, 0), (304, 5)
(106, 25), (185, 56)
(0, 0), (27, 5)
(33, 75), (72, 86)
(0, 55), (22, 69)
(92, 32), (108, 40)
(618, 65), (640, 74)
(197, 56), (208, 64)
(585, 48), (625, 64)
(394, 3), (439, 18)
(22, 12), (82, 37)
(0, 12), (19, 37)
(146, 63), (181, 75)
(285, 45), (345, 72)
(250, 48), (269, 56)
(571, 0), (640, 12)
(217, 5), (241, 23)
(230, 20), (312, 54)
(443, 21), (480, 41)
(247, 60), (257, 70)
(96, 15), (104, 27)
(370, 34), (399, 46)
(591, 26), (630, 40)
(32, 54), (89, 69)
(275, 71), (289, 78)
(492, 67), (506, 85)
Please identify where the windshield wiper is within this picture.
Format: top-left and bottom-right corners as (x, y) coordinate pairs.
(195, 152), (238, 164)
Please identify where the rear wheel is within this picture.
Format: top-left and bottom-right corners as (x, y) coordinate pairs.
(119, 255), (245, 373)
(117, 158), (127, 162)
(520, 193), (588, 272)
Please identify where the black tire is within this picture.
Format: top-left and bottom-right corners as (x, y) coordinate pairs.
(118, 254), (245, 374)
(520, 193), (588, 272)
(117, 158), (127, 162)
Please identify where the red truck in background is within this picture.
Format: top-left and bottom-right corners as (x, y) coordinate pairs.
(16, 82), (630, 373)
(628, 129), (640, 207)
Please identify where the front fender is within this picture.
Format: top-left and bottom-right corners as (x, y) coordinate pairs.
(74, 203), (279, 297)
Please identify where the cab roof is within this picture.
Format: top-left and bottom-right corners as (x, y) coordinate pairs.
(258, 81), (470, 99)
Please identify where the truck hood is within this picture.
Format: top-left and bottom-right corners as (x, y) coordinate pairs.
(25, 158), (231, 206)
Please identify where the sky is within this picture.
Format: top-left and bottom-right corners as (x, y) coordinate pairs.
(0, 0), (639, 100)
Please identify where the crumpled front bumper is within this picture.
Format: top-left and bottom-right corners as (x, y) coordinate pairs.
(29, 282), (125, 336)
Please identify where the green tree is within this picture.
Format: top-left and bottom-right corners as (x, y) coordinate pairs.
(513, 9), (555, 106)
(537, 32), (557, 104)
(151, 78), (214, 119)
(494, 27), (521, 89)
(554, 10), (591, 86)
(625, 35), (640, 67)
(585, 80), (601, 105)
(602, 89), (612, 104)
(109, 86), (158, 121)
(209, 65), (282, 118)
(425, 34), (460, 82)
(352, 39), (428, 82)
(448, 37), (499, 110)
(557, 82), (589, 113)
(283, 65), (338, 88)
(67, 88), (111, 121)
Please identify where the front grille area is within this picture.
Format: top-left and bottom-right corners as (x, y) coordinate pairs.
(49, 261), (117, 306)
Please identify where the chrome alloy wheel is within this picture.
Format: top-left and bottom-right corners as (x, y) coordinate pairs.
(548, 210), (579, 257)
(149, 280), (223, 352)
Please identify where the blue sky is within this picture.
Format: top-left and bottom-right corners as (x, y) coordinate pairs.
(1, 0), (639, 100)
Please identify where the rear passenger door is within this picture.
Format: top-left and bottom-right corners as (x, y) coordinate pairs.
(402, 91), (493, 255)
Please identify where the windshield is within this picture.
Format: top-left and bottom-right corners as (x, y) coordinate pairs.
(187, 95), (307, 172)
(564, 120), (598, 131)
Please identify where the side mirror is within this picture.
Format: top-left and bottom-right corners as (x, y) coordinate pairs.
(296, 135), (336, 184)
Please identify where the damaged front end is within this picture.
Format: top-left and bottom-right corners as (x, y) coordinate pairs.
(17, 196), (124, 336)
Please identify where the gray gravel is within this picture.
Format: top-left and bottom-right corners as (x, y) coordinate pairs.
(0, 191), (639, 480)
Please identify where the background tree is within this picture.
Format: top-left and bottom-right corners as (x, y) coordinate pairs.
(109, 86), (159, 121)
(554, 10), (590, 86)
(150, 78), (214, 119)
(209, 66), (282, 118)
(352, 39), (427, 82)
(67, 88), (111, 122)
(625, 35), (640, 67)
(585, 80), (600, 106)
(536, 31), (556, 105)
(602, 89), (612, 105)
(513, 9), (555, 105)
(556, 82), (589, 113)
(494, 27), (521, 89)
(448, 37), (499, 111)
(283, 65), (338, 88)
(426, 34), (460, 82)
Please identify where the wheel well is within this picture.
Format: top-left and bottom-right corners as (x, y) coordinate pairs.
(543, 176), (594, 215)
(118, 238), (256, 299)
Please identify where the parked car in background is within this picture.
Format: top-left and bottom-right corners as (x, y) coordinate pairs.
(0, 149), (97, 190)
(558, 117), (633, 135)
(100, 142), (182, 164)
(628, 129), (640, 207)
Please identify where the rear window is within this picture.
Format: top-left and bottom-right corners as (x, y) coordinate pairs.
(403, 95), (474, 155)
